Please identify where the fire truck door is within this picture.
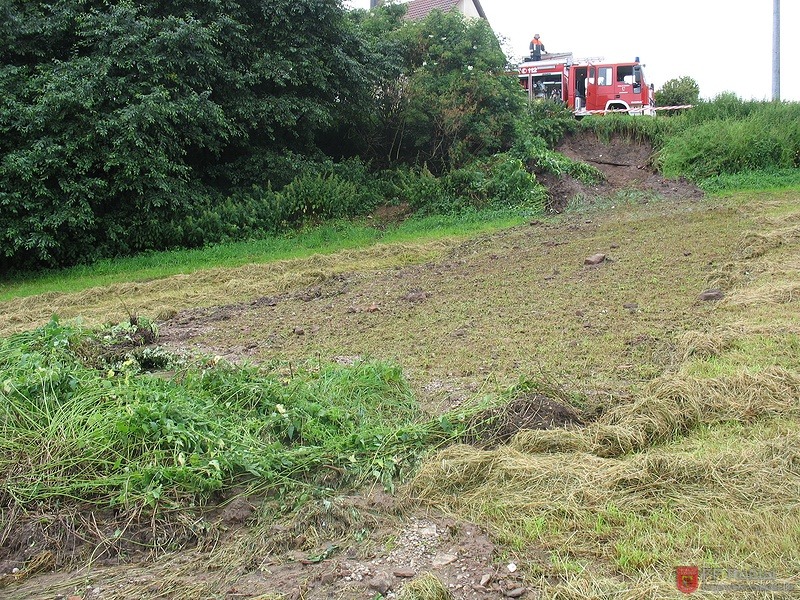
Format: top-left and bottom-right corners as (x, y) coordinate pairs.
(573, 66), (588, 110)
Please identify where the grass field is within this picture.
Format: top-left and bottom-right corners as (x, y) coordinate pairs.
(2, 187), (799, 599)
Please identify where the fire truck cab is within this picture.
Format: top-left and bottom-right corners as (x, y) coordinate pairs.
(518, 53), (655, 116)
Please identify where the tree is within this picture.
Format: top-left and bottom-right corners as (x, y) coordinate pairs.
(655, 76), (700, 109)
(344, 7), (525, 172)
(0, 0), (368, 269)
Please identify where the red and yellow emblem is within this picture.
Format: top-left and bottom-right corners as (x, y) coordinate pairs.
(676, 566), (700, 594)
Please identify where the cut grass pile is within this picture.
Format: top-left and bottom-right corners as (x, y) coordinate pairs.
(0, 241), (462, 335)
(0, 209), (528, 304)
(402, 190), (800, 596)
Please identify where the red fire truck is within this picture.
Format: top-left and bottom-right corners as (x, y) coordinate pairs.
(518, 53), (655, 116)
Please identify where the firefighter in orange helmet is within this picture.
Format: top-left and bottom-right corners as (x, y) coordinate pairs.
(529, 34), (546, 61)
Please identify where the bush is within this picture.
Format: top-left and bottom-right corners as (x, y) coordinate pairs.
(0, 0), (369, 270)
(657, 101), (800, 180)
(397, 154), (546, 216)
(522, 99), (577, 148)
(654, 76), (700, 109)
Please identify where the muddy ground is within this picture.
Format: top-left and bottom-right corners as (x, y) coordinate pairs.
(539, 132), (703, 212)
(2, 133), (708, 600)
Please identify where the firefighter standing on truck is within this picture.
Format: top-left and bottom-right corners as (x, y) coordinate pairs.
(529, 34), (546, 61)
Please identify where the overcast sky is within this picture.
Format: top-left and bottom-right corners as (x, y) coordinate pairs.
(345, 0), (799, 102)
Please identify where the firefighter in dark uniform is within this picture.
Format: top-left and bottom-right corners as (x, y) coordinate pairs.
(529, 34), (546, 61)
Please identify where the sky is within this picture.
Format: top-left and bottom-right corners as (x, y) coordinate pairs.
(344, 0), (799, 102)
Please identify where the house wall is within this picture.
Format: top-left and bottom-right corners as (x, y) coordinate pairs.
(457, 0), (481, 18)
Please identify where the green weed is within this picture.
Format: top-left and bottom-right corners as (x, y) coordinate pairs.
(0, 317), (466, 511)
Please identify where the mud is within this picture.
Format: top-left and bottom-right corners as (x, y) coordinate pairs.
(540, 132), (703, 212)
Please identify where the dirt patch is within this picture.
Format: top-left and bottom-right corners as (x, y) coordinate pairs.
(540, 132), (704, 212)
(463, 393), (584, 449)
(2, 496), (521, 600)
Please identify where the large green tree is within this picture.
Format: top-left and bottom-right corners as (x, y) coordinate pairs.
(346, 6), (525, 172)
(0, 0), (367, 269)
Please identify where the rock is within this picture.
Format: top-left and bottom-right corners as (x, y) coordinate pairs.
(432, 553), (458, 568)
(393, 568), (416, 578)
(584, 253), (607, 265)
(699, 289), (724, 301)
(506, 562), (517, 573)
(293, 327), (305, 335)
(480, 573), (492, 586)
(623, 302), (639, 311)
(220, 496), (254, 525)
(506, 587), (526, 598)
(610, 243), (620, 249)
(320, 571), (337, 584)
(366, 303), (380, 313)
(367, 572), (392, 595)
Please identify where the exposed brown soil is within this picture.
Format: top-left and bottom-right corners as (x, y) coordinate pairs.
(539, 132), (703, 212)
(462, 393), (584, 450)
(2, 132), (714, 599)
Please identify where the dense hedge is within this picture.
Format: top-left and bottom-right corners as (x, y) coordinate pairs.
(0, 0), (368, 270)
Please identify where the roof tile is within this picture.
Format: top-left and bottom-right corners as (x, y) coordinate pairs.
(404, 0), (460, 20)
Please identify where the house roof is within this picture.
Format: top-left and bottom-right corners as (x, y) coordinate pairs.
(404, 0), (487, 21)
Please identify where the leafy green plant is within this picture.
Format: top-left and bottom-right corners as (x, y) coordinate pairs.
(0, 317), (468, 511)
(521, 99), (577, 148)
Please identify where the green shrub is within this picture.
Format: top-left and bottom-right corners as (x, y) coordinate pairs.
(657, 101), (800, 180)
(400, 154), (546, 216)
(522, 99), (577, 148)
(278, 173), (363, 224)
(654, 76), (700, 110)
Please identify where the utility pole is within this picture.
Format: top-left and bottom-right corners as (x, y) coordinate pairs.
(772, 0), (780, 100)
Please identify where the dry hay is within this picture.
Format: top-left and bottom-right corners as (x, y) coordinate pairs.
(723, 281), (800, 307)
(738, 224), (800, 259)
(535, 575), (670, 600)
(677, 330), (734, 360)
(397, 572), (453, 600)
(6, 498), (383, 600)
(407, 430), (800, 592)
(406, 368), (800, 569)
(508, 367), (800, 457)
(739, 232), (783, 260)
(257, 497), (380, 555)
(704, 260), (745, 289)
(0, 241), (458, 336)
(461, 393), (584, 449)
